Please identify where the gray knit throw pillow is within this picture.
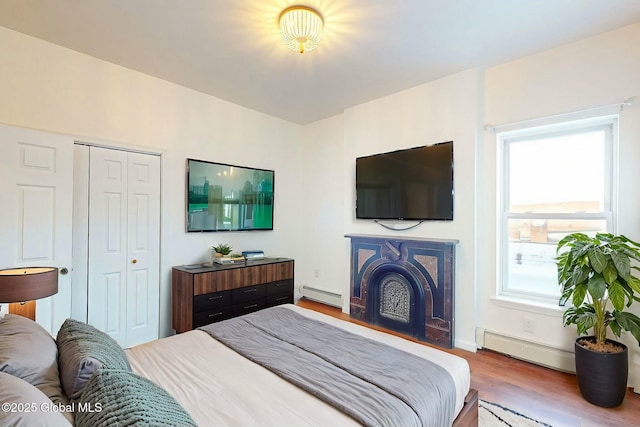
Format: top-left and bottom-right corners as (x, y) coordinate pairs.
(75, 369), (196, 427)
(57, 318), (131, 400)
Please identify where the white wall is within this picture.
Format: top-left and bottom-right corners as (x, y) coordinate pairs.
(301, 22), (640, 381)
(340, 69), (482, 351)
(0, 26), (304, 338)
(0, 24), (482, 353)
(481, 23), (640, 386)
(296, 115), (347, 299)
(3, 18), (640, 386)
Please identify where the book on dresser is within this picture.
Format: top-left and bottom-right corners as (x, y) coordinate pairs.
(171, 257), (294, 333)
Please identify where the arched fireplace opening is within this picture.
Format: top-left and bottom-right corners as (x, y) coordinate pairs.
(347, 234), (457, 349)
(366, 265), (426, 339)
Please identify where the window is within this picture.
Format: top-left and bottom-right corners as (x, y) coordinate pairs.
(498, 116), (616, 303)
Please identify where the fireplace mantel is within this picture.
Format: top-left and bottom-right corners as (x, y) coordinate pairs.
(344, 234), (459, 245)
(345, 234), (458, 348)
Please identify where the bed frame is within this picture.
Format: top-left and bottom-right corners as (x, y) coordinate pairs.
(453, 388), (479, 427)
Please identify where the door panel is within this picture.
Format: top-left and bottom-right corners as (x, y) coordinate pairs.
(106, 193), (124, 251)
(88, 147), (128, 345)
(18, 185), (55, 260)
(131, 269), (149, 324)
(104, 272), (122, 334)
(0, 124), (73, 335)
(86, 147), (159, 347)
(126, 152), (160, 347)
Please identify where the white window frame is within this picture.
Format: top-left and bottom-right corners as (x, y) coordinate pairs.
(497, 114), (618, 305)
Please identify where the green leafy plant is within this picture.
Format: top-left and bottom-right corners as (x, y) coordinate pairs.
(556, 233), (640, 346)
(212, 243), (232, 256)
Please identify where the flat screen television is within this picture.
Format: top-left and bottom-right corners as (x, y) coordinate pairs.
(355, 141), (454, 221)
(186, 158), (274, 232)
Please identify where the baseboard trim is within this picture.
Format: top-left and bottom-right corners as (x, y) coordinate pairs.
(300, 286), (342, 308)
(455, 338), (478, 353)
(482, 330), (575, 373)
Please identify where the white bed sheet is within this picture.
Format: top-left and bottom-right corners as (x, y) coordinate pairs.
(126, 304), (470, 427)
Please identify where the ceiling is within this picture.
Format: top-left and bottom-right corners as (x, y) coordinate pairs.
(1, 1), (640, 125)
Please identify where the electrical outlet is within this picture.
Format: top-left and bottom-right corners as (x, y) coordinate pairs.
(523, 318), (535, 333)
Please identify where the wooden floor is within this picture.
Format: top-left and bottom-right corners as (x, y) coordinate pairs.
(296, 298), (640, 427)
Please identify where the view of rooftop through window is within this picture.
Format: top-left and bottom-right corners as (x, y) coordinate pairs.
(501, 122), (613, 301)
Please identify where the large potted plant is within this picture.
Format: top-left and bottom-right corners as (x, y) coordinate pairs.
(556, 232), (640, 407)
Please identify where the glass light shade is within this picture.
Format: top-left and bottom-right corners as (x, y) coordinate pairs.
(279, 6), (323, 54)
(0, 267), (58, 303)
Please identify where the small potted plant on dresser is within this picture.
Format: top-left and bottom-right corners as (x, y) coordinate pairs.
(556, 232), (640, 407)
(212, 243), (232, 259)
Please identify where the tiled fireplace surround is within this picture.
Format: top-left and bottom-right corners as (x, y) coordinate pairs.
(346, 234), (458, 348)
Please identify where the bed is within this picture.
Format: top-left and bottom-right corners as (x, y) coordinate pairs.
(0, 304), (477, 427)
(127, 304), (477, 427)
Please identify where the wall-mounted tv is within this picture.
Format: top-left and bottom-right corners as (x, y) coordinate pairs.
(355, 141), (454, 221)
(186, 158), (274, 232)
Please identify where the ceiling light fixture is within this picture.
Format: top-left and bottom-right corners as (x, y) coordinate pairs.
(279, 5), (324, 54)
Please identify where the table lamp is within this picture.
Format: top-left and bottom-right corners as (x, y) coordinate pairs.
(0, 267), (59, 320)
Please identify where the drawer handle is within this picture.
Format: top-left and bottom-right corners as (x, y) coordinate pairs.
(274, 283), (285, 287)
(208, 295), (223, 300)
(208, 312), (224, 318)
(243, 304), (258, 309)
(243, 288), (258, 293)
(275, 296), (289, 302)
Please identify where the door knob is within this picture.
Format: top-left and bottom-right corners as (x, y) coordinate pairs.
(60, 267), (69, 275)
(132, 259), (137, 264)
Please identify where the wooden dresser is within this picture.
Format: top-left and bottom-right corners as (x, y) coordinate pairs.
(172, 258), (294, 333)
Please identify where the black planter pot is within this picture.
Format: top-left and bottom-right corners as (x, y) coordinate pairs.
(574, 336), (628, 408)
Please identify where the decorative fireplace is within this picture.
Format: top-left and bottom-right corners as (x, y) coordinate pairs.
(345, 234), (458, 348)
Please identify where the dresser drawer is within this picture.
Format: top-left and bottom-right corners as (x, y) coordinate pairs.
(193, 306), (233, 328)
(266, 293), (293, 307)
(232, 300), (265, 316)
(232, 284), (265, 304)
(193, 290), (231, 313)
(265, 280), (293, 297)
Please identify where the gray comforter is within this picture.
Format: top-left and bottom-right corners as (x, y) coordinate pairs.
(200, 306), (456, 427)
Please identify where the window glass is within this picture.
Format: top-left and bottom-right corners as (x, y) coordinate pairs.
(508, 130), (606, 214)
(506, 218), (608, 298)
(499, 118), (614, 303)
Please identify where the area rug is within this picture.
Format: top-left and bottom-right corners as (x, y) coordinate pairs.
(480, 399), (554, 427)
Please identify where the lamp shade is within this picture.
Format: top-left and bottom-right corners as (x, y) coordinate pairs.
(279, 6), (323, 54)
(0, 267), (58, 303)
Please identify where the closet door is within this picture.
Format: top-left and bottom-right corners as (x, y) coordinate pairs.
(87, 147), (160, 347)
(125, 152), (160, 347)
(0, 124), (73, 335)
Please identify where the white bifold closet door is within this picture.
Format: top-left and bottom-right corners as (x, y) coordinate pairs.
(84, 145), (160, 348)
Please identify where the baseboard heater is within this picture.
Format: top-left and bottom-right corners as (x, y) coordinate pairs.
(482, 330), (576, 373)
(300, 285), (342, 308)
